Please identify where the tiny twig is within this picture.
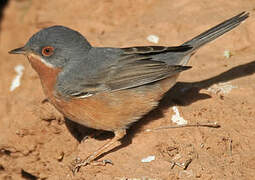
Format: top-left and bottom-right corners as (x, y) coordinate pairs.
(183, 158), (193, 170)
(145, 122), (220, 132)
(57, 151), (64, 162)
(170, 158), (193, 170)
(229, 139), (233, 156)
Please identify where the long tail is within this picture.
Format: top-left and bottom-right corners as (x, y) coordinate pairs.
(183, 11), (249, 52)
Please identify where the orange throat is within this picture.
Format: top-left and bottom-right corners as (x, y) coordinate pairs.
(26, 53), (62, 99)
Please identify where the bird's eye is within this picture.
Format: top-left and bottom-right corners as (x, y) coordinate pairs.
(42, 46), (54, 56)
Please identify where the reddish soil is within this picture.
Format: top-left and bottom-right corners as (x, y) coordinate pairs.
(1, 0), (255, 179)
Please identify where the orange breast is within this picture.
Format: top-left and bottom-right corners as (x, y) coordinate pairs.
(52, 75), (179, 131)
(27, 54), (61, 100)
(27, 54), (179, 131)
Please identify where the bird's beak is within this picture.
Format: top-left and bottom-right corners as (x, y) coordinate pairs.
(8, 46), (27, 55)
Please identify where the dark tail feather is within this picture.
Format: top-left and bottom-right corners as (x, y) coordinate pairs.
(172, 65), (192, 72)
(183, 11), (249, 52)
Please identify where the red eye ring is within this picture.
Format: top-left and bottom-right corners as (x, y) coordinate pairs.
(42, 46), (54, 56)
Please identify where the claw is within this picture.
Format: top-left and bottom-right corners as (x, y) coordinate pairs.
(81, 136), (89, 142)
(71, 130), (126, 173)
(90, 159), (113, 166)
(71, 158), (89, 174)
(103, 159), (113, 165)
(71, 158), (113, 174)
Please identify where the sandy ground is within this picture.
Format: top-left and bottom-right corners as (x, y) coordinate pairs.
(0, 0), (255, 179)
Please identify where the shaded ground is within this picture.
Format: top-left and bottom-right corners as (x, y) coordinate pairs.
(1, 0), (255, 179)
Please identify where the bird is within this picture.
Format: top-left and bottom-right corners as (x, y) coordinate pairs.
(9, 12), (249, 172)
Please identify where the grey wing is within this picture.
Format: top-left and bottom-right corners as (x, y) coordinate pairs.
(104, 54), (191, 91)
(56, 45), (192, 98)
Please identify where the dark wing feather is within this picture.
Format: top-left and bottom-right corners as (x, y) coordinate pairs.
(122, 45), (192, 54)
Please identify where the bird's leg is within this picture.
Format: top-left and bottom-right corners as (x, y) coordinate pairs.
(72, 129), (126, 173)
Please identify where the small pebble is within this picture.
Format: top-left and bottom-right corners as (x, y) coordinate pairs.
(147, 35), (159, 44)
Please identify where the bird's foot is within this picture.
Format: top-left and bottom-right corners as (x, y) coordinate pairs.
(71, 157), (113, 174)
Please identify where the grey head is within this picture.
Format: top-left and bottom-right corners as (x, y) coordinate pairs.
(9, 25), (92, 68)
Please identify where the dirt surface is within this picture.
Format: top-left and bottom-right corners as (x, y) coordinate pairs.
(1, 0), (255, 179)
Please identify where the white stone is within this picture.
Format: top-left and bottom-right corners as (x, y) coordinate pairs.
(171, 106), (187, 125)
(10, 65), (24, 92)
(147, 35), (159, 44)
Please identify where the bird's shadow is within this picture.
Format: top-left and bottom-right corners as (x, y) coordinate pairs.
(0, 0), (9, 30)
(64, 60), (255, 159)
